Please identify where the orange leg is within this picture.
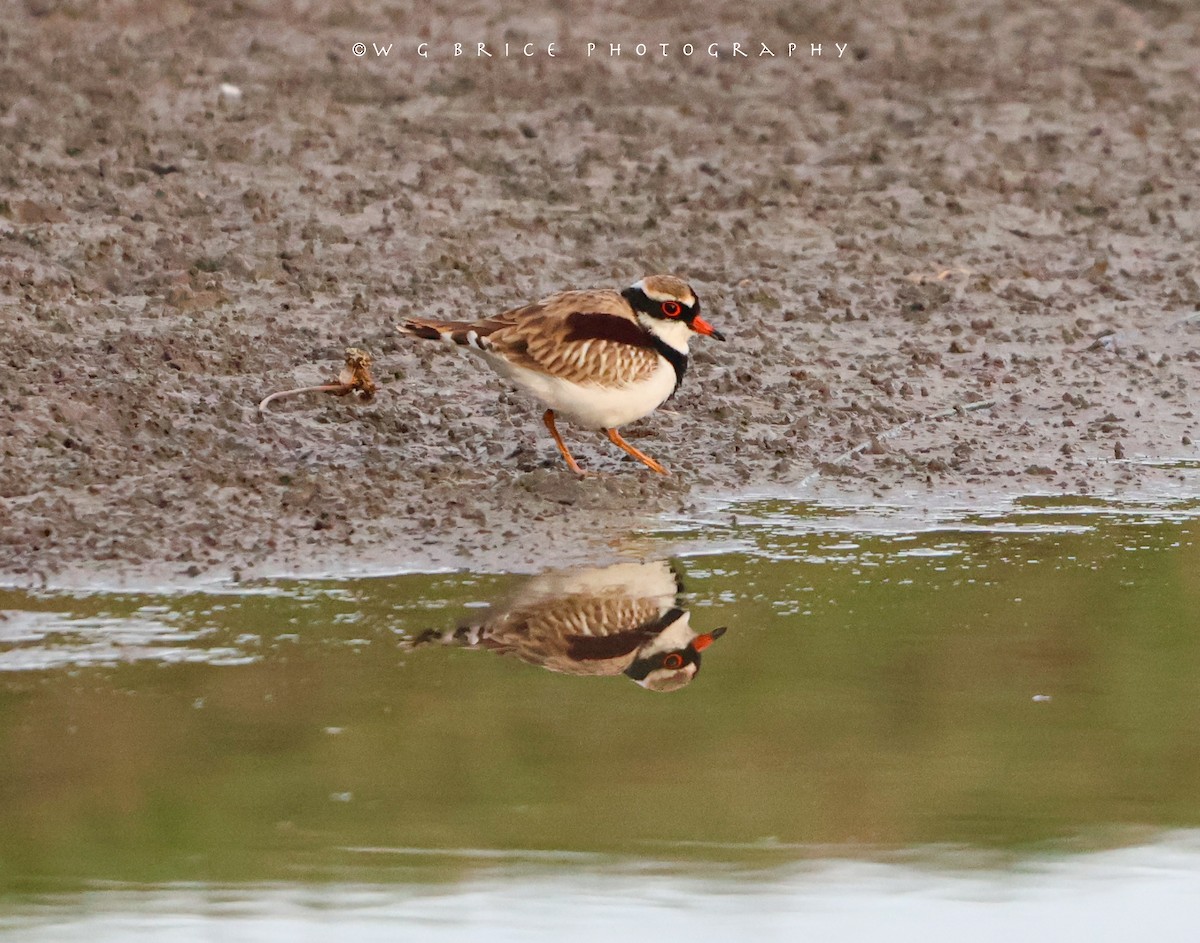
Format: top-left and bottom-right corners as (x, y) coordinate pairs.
(543, 410), (586, 475)
(605, 428), (669, 476)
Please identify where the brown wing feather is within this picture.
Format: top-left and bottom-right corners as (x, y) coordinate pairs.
(403, 288), (664, 387)
(487, 291), (661, 386)
(481, 594), (668, 676)
(401, 289), (613, 341)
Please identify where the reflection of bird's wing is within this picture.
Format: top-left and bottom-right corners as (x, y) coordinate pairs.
(482, 594), (676, 676)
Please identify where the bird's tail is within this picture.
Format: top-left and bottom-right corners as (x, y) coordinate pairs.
(400, 318), (492, 352)
(402, 624), (486, 651)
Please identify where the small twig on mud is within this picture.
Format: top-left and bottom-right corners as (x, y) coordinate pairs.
(258, 347), (379, 414)
(799, 399), (997, 488)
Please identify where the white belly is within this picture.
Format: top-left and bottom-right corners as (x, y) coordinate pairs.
(482, 353), (677, 430)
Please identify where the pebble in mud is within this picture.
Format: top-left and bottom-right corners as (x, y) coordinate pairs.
(1, 1), (1199, 585)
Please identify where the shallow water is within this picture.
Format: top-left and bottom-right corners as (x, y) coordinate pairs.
(1, 496), (1198, 938)
(5, 837), (1200, 942)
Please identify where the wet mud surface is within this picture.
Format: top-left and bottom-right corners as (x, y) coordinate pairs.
(1, 0), (1197, 586)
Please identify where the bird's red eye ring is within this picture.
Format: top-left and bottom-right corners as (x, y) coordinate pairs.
(663, 653), (685, 669)
(661, 301), (682, 317)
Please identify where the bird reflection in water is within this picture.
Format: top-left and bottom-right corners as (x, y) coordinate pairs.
(407, 561), (725, 692)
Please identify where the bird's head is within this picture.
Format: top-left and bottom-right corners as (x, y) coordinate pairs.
(622, 274), (726, 348)
(623, 615), (727, 693)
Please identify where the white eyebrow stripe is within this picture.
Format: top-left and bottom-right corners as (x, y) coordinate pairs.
(633, 279), (694, 306)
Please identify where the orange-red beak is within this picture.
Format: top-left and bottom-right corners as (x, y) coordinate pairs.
(691, 627), (727, 652)
(691, 315), (726, 341)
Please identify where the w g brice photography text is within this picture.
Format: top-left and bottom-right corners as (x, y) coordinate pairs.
(350, 40), (853, 60)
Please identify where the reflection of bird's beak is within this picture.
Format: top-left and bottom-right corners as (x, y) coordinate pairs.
(691, 626), (727, 652)
(691, 315), (726, 341)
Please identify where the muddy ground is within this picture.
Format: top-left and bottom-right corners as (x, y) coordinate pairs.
(1, 0), (1197, 587)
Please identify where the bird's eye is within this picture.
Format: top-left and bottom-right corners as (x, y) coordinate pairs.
(661, 301), (682, 317)
(662, 653), (685, 669)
